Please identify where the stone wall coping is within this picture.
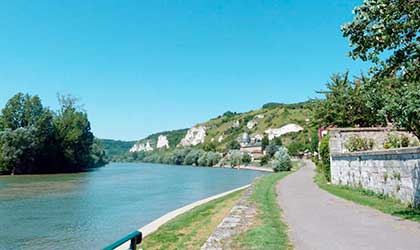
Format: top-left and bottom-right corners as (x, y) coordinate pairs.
(331, 146), (420, 158)
(328, 127), (407, 133)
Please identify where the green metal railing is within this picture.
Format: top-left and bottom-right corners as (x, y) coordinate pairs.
(103, 231), (142, 250)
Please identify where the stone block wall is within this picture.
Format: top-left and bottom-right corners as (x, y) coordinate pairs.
(331, 147), (420, 207)
(329, 128), (417, 155)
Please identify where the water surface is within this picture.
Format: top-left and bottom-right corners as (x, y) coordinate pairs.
(0, 163), (264, 250)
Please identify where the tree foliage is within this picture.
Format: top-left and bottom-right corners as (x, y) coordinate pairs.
(342, 0), (420, 82)
(315, 72), (383, 128)
(340, 0), (420, 137)
(272, 147), (291, 172)
(0, 93), (108, 174)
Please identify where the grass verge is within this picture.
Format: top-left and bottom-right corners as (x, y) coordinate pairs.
(314, 171), (420, 222)
(140, 190), (243, 250)
(231, 171), (292, 250)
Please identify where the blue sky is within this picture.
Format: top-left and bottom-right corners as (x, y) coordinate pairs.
(0, 0), (369, 140)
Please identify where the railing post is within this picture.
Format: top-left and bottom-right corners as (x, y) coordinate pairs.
(130, 236), (137, 250)
(103, 231), (142, 250)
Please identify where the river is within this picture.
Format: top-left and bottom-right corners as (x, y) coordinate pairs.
(0, 162), (265, 250)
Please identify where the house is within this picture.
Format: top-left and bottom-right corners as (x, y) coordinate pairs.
(240, 143), (264, 160)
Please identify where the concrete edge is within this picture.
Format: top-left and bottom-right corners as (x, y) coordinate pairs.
(116, 184), (251, 250)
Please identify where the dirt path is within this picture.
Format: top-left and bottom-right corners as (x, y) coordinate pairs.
(277, 160), (420, 250)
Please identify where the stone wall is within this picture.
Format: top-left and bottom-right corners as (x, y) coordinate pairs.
(329, 128), (417, 154)
(331, 146), (420, 207)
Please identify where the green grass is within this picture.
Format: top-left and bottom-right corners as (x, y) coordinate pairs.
(140, 190), (243, 250)
(231, 172), (292, 250)
(314, 172), (420, 222)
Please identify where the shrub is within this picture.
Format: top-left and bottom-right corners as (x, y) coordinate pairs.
(260, 155), (269, 166)
(272, 147), (291, 172)
(169, 148), (191, 165)
(228, 150), (243, 166)
(197, 151), (221, 167)
(318, 135), (331, 181)
(228, 140), (241, 150)
(345, 136), (374, 152)
(183, 149), (206, 166)
(242, 153), (252, 165)
(287, 142), (307, 156)
(265, 144), (279, 158)
(384, 134), (410, 149)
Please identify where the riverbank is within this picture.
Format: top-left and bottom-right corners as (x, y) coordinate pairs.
(213, 164), (273, 172)
(138, 170), (292, 250)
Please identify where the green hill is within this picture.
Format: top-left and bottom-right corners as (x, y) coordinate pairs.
(132, 128), (189, 148)
(197, 101), (316, 152)
(117, 100), (318, 163)
(99, 139), (137, 161)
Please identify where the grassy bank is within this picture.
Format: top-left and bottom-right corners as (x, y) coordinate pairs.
(231, 172), (292, 250)
(140, 190), (243, 250)
(314, 172), (420, 222)
(140, 170), (293, 250)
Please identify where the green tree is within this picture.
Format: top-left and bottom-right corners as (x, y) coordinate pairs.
(0, 93), (55, 173)
(228, 140), (241, 150)
(315, 72), (381, 128)
(261, 134), (269, 150)
(90, 139), (109, 167)
(272, 147), (291, 172)
(229, 150), (243, 166)
(342, 0), (420, 137)
(342, 0), (420, 82)
(53, 95), (94, 172)
(242, 153), (252, 165)
(265, 144), (279, 158)
(0, 127), (38, 174)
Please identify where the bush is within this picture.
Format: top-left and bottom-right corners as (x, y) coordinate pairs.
(228, 150), (243, 166)
(183, 149), (206, 166)
(265, 144), (279, 158)
(169, 148), (191, 165)
(345, 136), (374, 152)
(318, 135), (331, 181)
(242, 153), (252, 165)
(228, 140), (241, 150)
(260, 155), (269, 166)
(384, 134), (410, 149)
(272, 147), (291, 172)
(286, 142), (307, 156)
(197, 151), (221, 167)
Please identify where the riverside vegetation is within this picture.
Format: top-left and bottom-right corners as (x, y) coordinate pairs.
(111, 101), (319, 171)
(0, 93), (108, 175)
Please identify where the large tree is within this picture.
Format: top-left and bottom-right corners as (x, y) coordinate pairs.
(0, 93), (55, 173)
(342, 0), (420, 137)
(315, 72), (381, 128)
(342, 0), (420, 81)
(53, 95), (94, 172)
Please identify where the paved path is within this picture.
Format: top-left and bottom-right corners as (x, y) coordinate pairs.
(277, 160), (420, 250)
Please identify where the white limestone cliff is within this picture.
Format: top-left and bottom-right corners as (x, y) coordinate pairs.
(156, 135), (170, 149)
(130, 140), (154, 152)
(179, 126), (207, 147)
(218, 135), (224, 143)
(247, 120), (257, 129)
(232, 120), (240, 128)
(265, 123), (304, 140)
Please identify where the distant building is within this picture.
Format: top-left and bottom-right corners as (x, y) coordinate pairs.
(239, 132), (251, 146)
(240, 143), (264, 160)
